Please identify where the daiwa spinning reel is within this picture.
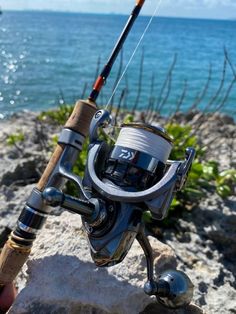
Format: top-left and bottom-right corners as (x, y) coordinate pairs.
(43, 109), (195, 309)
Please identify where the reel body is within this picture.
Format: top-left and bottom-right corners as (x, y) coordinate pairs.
(83, 200), (142, 267)
(81, 110), (195, 308)
(83, 111), (174, 265)
(42, 109), (195, 308)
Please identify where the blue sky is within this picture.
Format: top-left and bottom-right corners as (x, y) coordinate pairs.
(1, 0), (236, 19)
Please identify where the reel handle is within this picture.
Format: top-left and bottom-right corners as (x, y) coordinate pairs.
(137, 228), (194, 309)
(144, 271), (194, 309)
(42, 187), (95, 217)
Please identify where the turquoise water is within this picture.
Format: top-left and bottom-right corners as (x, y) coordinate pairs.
(0, 11), (236, 118)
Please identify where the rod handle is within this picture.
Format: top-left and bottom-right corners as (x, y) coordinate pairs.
(0, 241), (31, 286)
(65, 99), (97, 136)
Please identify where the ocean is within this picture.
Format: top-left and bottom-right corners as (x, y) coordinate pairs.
(0, 11), (236, 118)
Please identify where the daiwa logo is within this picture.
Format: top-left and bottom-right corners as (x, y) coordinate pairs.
(119, 149), (135, 160)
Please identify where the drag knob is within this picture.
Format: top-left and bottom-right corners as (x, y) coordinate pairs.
(156, 270), (194, 309)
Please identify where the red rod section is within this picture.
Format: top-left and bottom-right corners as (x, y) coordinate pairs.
(89, 0), (146, 102)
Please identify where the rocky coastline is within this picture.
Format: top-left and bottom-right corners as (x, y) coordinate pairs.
(0, 110), (235, 314)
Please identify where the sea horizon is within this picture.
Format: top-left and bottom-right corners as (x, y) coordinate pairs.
(2, 9), (236, 22)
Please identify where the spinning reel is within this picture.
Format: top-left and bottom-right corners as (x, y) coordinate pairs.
(43, 109), (195, 309)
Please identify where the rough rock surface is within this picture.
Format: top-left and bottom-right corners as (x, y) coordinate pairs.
(162, 194), (236, 314)
(0, 111), (235, 313)
(9, 212), (183, 314)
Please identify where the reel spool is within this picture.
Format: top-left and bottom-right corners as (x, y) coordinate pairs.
(103, 123), (173, 191)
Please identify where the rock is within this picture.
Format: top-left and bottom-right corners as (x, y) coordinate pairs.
(204, 283), (236, 314)
(211, 113), (235, 125)
(0, 184), (35, 234)
(163, 194), (236, 314)
(9, 212), (178, 314)
(184, 111), (200, 123)
(0, 110), (235, 313)
(200, 196), (236, 262)
(141, 303), (204, 314)
(0, 157), (41, 186)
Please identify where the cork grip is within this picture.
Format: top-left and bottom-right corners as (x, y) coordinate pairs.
(37, 99), (97, 191)
(37, 144), (65, 191)
(65, 99), (97, 136)
(0, 242), (31, 285)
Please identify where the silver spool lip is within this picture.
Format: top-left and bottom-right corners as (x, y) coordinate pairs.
(121, 123), (173, 144)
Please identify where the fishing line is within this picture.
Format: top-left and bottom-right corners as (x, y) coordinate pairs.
(105, 0), (163, 110)
(115, 126), (172, 162)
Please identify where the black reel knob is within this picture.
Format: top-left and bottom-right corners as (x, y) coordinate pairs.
(156, 270), (194, 309)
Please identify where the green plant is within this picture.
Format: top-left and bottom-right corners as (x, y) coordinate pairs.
(123, 113), (134, 124)
(6, 131), (25, 146)
(50, 135), (59, 148)
(166, 123), (235, 201)
(65, 139), (89, 195)
(165, 123), (204, 208)
(38, 104), (73, 125)
(209, 167), (236, 198)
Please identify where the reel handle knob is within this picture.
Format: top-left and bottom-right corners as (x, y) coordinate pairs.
(156, 270), (194, 309)
(42, 187), (95, 217)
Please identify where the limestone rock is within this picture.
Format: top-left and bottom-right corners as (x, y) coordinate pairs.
(163, 194), (236, 314)
(9, 212), (179, 314)
(0, 157), (42, 186)
(0, 184), (35, 232)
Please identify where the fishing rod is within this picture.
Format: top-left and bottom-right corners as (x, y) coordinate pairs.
(0, 0), (195, 310)
(0, 0), (146, 285)
(89, 0), (146, 102)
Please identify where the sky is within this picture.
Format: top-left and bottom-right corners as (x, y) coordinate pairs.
(1, 0), (236, 20)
